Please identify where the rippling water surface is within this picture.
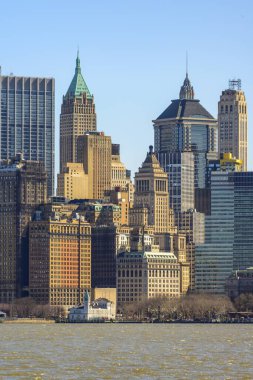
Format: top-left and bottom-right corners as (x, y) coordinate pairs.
(1, 323), (253, 379)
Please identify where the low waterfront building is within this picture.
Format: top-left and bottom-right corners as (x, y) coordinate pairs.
(91, 288), (117, 306)
(226, 267), (253, 299)
(68, 290), (115, 321)
(116, 248), (180, 309)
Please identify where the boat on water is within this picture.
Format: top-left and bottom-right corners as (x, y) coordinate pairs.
(0, 311), (6, 322)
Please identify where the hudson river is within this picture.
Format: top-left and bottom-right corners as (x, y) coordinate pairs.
(1, 324), (252, 379)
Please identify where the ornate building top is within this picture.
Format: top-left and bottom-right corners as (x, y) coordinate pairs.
(65, 51), (92, 99)
(179, 73), (194, 100)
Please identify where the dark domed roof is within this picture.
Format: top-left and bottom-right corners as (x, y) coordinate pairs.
(156, 99), (214, 120)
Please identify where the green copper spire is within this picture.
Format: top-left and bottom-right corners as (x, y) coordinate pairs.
(66, 51), (92, 99)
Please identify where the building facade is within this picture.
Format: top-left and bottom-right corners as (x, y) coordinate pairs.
(0, 75), (55, 196)
(133, 146), (174, 233)
(0, 155), (47, 302)
(218, 80), (247, 170)
(117, 249), (181, 309)
(195, 171), (253, 293)
(68, 290), (115, 321)
(153, 74), (218, 200)
(29, 216), (91, 311)
(57, 162), (89, 200)
(77, 132), (112, 200)
(111, 144), (128, 189)
(226, 267), (253, 299)
(60, 53), (96, 172)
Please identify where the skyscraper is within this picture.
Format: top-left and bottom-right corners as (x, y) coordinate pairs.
(29, 214), (91, 311)
(154, 73), (218, 202)
(195, 171), (253, 293)
(132, 145), (174, 233)
(0, 154), (47, 303)
(0, 75), (55, 196)
(153, 74), (215, 289)
(60, 53), (96, 172)
(218, 79), (247, 170)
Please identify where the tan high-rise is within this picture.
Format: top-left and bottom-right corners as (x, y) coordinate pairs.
(111, 144), (128, 189)
(133, 146), (174, 233)
(218, 80), (247, 170)
(77, 132), (112, 200)
(57, 163), (89, 200)
(60, 53), (96, 172)
(29, 217), (91, 311)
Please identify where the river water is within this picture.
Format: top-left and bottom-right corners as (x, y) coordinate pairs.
(0, 323), (252, 379)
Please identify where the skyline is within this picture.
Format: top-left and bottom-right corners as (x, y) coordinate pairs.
(1, 0), (253, 176)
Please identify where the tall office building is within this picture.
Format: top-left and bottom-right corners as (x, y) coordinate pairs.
(133, 146), (174, 233)
(29, 215), (91, 311)
(153, 73), (218, 211)
(77, 132), (112, 200)
(153, 74), (215, 289)
(218, 80), (247, 171)
(0, 75), (55, 196)
(195, 171), (253, 293)
(60, 53), (96, 172)
(0, 154), (47, 302)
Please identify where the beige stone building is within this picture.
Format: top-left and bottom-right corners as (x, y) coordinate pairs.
(111, 144), (128, 189)
(57, 163), (89, 200)
(60, 53), (96, 172)
(0, 154), (47, 303)
(77, 132), (112, 200)
(29, 216), (91, 312)
(133, 146), (174, 233)
(117, 248), (181, 308)
(105, 187), (132, 225)
(218, 80), (248, 170)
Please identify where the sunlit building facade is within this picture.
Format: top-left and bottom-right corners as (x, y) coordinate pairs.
(0, 75), (55, 196)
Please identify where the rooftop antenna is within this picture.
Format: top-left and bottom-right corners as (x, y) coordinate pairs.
(186, 51), (188, 76)
(229, 79), (241, 91)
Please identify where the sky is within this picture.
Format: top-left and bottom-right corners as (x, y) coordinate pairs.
(1, 0), (253, 177)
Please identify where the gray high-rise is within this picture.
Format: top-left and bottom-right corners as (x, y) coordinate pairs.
(153, 73), (218, 213)
(0, 75), (55, 196)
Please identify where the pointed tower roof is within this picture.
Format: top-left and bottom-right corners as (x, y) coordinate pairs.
(179, 73), (194, 100)
(66, 51), (92, 99)
(137, 146), (167, 176)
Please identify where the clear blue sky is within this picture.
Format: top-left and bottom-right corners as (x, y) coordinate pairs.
(1, 0), (253, 176)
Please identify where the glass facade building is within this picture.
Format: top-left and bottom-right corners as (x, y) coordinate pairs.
(0, 76), (55, 196)
(157, 151), (194, 213)
(195, 171), (253, 293)
(153, 77), (218, 213)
